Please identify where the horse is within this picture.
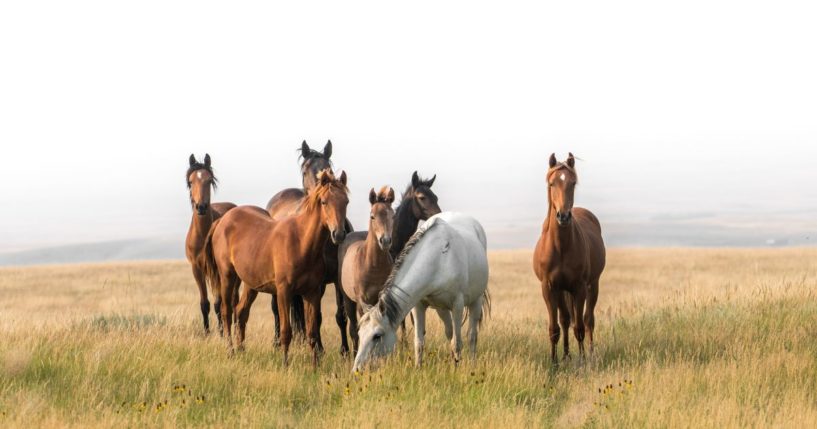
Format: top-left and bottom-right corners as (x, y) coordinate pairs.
(337, 187), (396, 355)
(184, 154), (236, 334)
(391, 171), (441, 259)
(532, 153), (606, 364)
(352, 212), (490, 372)
(205, 169), (349, 367)
(265, 140), (352, 353)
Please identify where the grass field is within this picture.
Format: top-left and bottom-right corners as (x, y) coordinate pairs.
(1, 249), (816, 428)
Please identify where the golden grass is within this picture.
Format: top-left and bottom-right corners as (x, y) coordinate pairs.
(1, 248), (816, 428)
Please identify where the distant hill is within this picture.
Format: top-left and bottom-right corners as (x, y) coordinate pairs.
(0, 238), (184, 266)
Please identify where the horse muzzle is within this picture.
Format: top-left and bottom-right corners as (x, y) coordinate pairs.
(378, 235), (392, 251)
(331, 228), (346, 244)
(556, 210), (572, 226)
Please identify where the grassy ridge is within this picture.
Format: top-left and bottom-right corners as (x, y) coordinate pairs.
(1, 249), (816, 427)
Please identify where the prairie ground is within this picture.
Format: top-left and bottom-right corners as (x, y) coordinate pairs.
(1, 248), (816, 428)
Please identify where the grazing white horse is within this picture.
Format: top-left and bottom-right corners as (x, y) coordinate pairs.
(352, 212), (489, 372)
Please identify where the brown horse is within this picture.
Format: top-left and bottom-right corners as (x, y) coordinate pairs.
(184, 154), (236, 334)
(205, 169), (349, 366)
(266, 140), (352, 355)
(533, 153), (606, 364)
(337, 186), (396, 355)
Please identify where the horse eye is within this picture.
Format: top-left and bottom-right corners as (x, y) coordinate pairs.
(370, 215), (375, 220)
(321, 200), (327, 205)
(418, 195), (426, 200)
(373, 333), (382, 342)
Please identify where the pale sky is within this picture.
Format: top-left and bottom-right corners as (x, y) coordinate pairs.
(1, 1), (816, 252)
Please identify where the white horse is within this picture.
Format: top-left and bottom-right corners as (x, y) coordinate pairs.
(352, 212), (490, 372)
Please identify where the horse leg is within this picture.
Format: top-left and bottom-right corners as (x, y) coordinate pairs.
(466, 297), (484, 361)
(542, 282), (560, 365)
(344, 298), (359, 356)
(192, 267), (210, 334)
(558, 292), (572, 360)
(412, 304), (427, 368)
(435, 308), (454, 342)
(236, 287), (258, 352)
(291, 295), (306, 341)
(270, 294), (281, 346)
(450, 295), (465, 366)
(220, 272), (237, 354)
(585, 279), (599, 354)
(303, 291), (323, 369)
(572, 285), (588, 358)
(334, 283), (348, 357)
(232, 284), (240, 325)
(276, 288), (293, 366)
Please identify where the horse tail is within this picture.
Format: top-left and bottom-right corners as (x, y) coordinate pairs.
(203, 219), (222, 301)
(462, 288), (492, 328)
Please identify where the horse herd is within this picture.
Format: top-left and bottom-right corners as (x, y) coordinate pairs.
(185, 141), (606, 371)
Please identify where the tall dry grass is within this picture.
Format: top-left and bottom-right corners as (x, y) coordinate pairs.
(1, 248), (816, 428)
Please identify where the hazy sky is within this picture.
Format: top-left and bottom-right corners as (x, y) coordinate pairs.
(1, 1), (816, 251)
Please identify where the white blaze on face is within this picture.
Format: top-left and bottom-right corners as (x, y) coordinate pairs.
(197, 171), (203, 180)
(559, 173), (566, 182)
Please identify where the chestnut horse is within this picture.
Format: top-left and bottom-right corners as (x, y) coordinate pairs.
(266, 140), (352, 354)
(205, 169), (349, 366)
(184, 154), (236, 334)
(337, 186), (396, 355)
(533, 153), (605, 364)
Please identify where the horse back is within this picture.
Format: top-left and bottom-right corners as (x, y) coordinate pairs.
(266, 188), (305, 220)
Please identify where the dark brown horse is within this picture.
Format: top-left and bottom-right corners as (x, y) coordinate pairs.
(184, 154), (236, 334)
(533, 153), (605, 364)
(337, 186), (396, 355)
(391, 171), (441, 259)
(265, 140), (352, 353)
(205, 169), (349, 367)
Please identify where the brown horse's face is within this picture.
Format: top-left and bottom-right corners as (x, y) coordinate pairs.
(368, 187), (396, 252)
(548, 153), (577, 226)
(318, 170), (349, 244)
(410, 172), (441, 220)
(189, 169), (215, 216)
(301, 140), (333, 191)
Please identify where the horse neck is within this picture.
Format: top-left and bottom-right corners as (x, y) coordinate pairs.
(364, 227), (391, 269)
(381, 246), (434, 329)
(293, 203), (329, 259)
(546, 204), (576, 252)
(391, 202), (418, 257)
(190, 209), (215, 238)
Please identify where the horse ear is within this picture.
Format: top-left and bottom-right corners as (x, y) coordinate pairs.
(548, 153), (557, 168)
(301, 140), (311, 159)
(377, 299), (385, 313)
(204, 153), (211, 168)
(426, 174), (436, 188)
(339, 170), (347, 186)
(411, 171), (420, 188)
(189, 154), (197, 167)
(369, 188), (377, 205)
(386, 187), (395, 204)
(323, 140), (332, 159)
(566, 152), (575, 168)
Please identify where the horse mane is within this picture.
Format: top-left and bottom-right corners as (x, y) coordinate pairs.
(186, 163), (218, 189)
(376, 217), (439, 326)
(298, 169), (348, 212)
